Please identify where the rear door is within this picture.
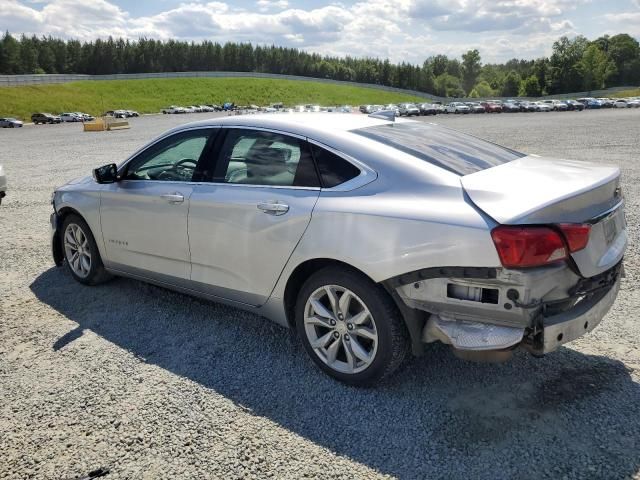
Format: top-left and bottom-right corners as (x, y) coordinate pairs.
(188, 128), (321, 306)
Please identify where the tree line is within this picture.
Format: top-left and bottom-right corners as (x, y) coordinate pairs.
(0, 32), (638, 97)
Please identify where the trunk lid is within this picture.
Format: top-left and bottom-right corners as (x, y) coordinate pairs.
(461, 155), (626, 277)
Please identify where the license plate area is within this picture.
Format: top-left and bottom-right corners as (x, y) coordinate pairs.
(601, 208), (625, 245)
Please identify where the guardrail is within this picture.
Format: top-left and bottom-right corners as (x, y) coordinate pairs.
(0, 72), (636, 102)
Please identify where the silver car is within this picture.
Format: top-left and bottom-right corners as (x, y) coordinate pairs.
(50, 114), (626, 385)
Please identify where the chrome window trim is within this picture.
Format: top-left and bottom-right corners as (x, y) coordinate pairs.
(306, 138), (378, 192)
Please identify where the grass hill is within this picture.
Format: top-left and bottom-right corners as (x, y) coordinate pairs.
(0, 77), (426, 121)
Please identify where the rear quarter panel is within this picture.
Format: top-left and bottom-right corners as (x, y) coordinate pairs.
(270, 176), (501, 299)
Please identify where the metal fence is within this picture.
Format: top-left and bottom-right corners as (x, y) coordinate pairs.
(0, 72), (636, 102)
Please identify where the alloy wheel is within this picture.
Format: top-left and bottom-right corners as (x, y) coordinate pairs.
(303, 285), (378, 374)
(64, 223), (92, 278)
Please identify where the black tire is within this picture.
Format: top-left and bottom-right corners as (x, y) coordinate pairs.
(61, 214), (112, 286)
(295, 266), (409, 386)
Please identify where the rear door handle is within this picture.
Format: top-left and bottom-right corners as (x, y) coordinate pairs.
(160, 192), (184, 204)
(257, 202), (289, 216)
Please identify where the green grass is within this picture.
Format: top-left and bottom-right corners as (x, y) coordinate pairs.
(0, 77), (426, 121)
(611, 88), (640, 98)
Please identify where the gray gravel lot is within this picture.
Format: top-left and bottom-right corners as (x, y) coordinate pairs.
(1, 109), (640, 480)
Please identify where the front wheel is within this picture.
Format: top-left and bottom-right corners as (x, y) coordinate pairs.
(61, 214), (112, 285)
(295, 267), (409, 386)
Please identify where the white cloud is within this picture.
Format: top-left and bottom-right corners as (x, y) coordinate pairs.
(256, 0), (289, 13)
(0, 0), (634, 63)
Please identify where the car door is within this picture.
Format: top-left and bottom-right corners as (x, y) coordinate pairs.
(188, 128), (321, 306)
(100, 127), (217, 281)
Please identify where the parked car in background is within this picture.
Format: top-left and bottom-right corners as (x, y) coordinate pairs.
(502, 102), (520, 113)
(597, 98), (614, 108)
(51, 113), (627, 385)
(73, 112), (95, 121)
(480, 101), (502, 113)
(564, 100), (585, 111)
(60, 113), (82, 122)
(383, 104), (400, 116)
(627, 98), (640, 108)
(577, 98), (602, 109)
(614, 99), (629, 108)
(32, 113), (61, 124)
(124, 110), (139, 117)
(0, 117), (23, 128)
(519, 101), (538, 112)
(533, 101), (552, 112)
(419, 103), (439, 115)
(445, 102), (470, 114)
(543, 100), (568, 111)
(464, 102), (485, 113)
(0, 164), (5, 205)
(162, 106), (187, 114)
(398, 103), (420, 116)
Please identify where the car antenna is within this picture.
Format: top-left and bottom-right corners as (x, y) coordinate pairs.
(368, 109), (395, 122)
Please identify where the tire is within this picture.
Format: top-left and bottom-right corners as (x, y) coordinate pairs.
(61, 214), (112, 286)
(295, 266), (409, 386)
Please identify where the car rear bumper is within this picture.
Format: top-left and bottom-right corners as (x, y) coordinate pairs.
(538, 275), (620, 353)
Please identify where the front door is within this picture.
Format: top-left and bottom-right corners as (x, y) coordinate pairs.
(100, 128), (216, 280)
(188, 128), (321, 305)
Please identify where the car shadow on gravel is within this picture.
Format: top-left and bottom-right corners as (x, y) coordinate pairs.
(31, 268), (640, 480)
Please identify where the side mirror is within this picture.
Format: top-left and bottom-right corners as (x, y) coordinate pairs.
(93, 163), (118, 184)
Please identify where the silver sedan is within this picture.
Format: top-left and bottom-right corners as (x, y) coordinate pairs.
(50, 113), (627, 385)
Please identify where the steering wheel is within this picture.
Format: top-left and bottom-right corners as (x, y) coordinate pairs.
(174, 158), (198, 170)
(156, 159), (198, 181)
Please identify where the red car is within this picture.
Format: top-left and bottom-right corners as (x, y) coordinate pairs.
(480, 101), (503, 113)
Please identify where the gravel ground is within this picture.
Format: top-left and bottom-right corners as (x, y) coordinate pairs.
(1, 109), (639, 480)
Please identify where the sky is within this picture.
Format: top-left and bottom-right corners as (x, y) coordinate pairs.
(1, 0), (639, 63)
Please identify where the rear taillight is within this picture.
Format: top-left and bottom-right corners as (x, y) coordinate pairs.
(558, 224), (591, 252)
(491, 226), (567, 268)
(491, 224), (591, 268)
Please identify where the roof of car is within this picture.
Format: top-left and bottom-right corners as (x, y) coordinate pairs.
(173, 112), (403, 137)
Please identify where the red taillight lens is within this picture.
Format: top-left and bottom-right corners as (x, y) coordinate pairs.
(491, 226), (567, 268)
(558, 224), (591, 252)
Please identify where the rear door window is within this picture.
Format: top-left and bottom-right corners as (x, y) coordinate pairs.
(214, 129), (320, 187)
(353, 122), (524, 175)
(310, 144), (361, 188)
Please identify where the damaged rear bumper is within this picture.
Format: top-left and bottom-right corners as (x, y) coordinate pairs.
(388, 262), (623, 358)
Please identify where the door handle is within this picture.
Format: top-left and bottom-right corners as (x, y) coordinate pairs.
(160, 192), (185, 204)
(257, 202), (289, 216)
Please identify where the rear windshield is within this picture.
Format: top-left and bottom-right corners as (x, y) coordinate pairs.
(352, 122), (525, 175)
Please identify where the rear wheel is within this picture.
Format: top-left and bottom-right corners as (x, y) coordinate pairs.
(62, 214), (112, 285)
(295, 267), (409, 386)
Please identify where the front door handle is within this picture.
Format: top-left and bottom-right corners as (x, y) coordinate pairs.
(160, 192), (184, 204)
(257, 202), (289, 216)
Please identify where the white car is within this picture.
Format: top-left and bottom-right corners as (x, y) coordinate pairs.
(445, 102), (470, 114)
(533, 102), (552, 112)
(199, 105), (215, 112)
(60, 113), (81, 122)
(614, 100), (629, 108)
(162, 106), (187, 114)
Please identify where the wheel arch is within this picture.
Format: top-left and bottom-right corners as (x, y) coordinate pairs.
(282, 257), (426, 356)
(54, 206), (105, 266)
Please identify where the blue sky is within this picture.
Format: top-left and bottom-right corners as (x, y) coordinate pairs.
(2, 0), (639, 63)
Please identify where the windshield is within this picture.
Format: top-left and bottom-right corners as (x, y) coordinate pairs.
(352, 122), (525, 176)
